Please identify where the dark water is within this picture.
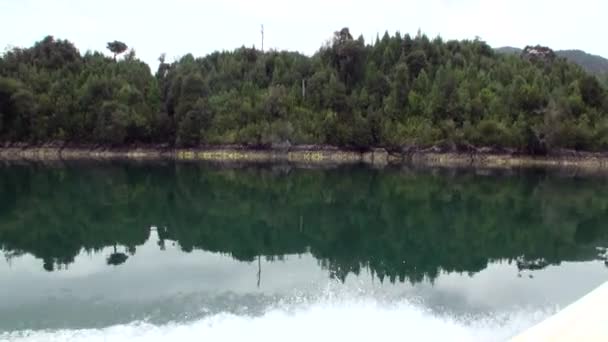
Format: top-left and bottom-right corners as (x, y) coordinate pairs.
(1, 162), (607, 341)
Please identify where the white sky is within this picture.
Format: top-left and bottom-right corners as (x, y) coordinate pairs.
(1, 0), (606, 71)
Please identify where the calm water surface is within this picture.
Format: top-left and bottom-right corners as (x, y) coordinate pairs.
(1, 162), (607, 341)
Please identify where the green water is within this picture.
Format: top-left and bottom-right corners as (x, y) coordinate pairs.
(1, 162), (607, 341)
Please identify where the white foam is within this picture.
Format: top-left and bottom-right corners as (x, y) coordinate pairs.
(1, 299), (552, 342)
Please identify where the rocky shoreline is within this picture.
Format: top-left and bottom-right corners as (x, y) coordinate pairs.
(2, 144), (608, 169)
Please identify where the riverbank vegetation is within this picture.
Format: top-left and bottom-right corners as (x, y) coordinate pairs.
(1, 29), (607, 152)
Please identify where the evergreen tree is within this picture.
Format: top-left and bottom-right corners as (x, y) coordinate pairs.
(0, 30), (607, 151)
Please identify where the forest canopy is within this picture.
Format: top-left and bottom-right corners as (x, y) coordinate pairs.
(1, 29), (607, 152)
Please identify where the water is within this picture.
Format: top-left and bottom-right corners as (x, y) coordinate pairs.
(1, 162), (607, 341)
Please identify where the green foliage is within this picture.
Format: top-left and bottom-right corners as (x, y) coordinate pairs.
(0, 37), (160, 144)
(468, 119), (513, 147)
(406, 50), (428, 79)
(106, 41), (128, 59)
(94, 101), (129, 145)
(176, 109), (202, 147)
(579, 75), (605, 108)
(1, 31), (608, 150)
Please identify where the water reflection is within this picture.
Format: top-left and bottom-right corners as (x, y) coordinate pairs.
(1, 163), (608, 285)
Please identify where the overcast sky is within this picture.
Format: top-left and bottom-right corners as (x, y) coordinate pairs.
(1, 0), (606, 71)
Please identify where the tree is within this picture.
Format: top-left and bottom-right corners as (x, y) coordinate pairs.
(93, 101), (129, 145)
(0, 77), (22, 139)
(406, 50), (428, 80)
(175, 73), (208, 119)
(264, 85), (289, 119)
(176, 110), (202, 147)
(107, 244), (129, 266)
(387, 62), (410, 118)
(0, 32), (607, 151)
(106, 41), (128, 60)
(579, 75), (604, 108)
(327, 27), (366, 89)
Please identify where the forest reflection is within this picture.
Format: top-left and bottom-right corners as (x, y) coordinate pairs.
(1, 162), (607, 284)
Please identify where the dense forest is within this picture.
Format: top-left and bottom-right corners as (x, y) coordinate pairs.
(1, 164), (607, 282)
(1, 29), (608, 152)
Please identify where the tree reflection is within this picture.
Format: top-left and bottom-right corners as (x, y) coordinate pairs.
(106, 244), (129, 266)
(1, 163), (608, 283)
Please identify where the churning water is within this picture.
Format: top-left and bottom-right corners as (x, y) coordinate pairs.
(1, 296), (554, 342)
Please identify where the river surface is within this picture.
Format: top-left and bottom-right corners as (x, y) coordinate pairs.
(1, 162), (607, 341)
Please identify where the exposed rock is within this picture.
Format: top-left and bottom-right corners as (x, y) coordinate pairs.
(421, 145), (446, 153)
(552, 148), (579, 157)
(371, 148), (388, 165)
(387, 150), (403, 163)
(363, 148), (388, 165)
(477, 146), (511, 154)
(522, 45), (557, 64)
(455, 142), (478, 153)
(271, 140), (292, 151)
(433, 140), (457, 153)
(289, 145), (339, 152)
(400, 145), (418, 155)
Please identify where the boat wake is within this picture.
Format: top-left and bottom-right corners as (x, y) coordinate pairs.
(1, 297), (553, 342)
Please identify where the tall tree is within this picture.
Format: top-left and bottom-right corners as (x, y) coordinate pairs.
(106, 41), (128, 60)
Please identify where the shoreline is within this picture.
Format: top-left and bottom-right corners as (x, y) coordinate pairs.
(2, 145), (608, 169)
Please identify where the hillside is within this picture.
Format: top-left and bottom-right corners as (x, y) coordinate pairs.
(558, 50), (608, 76)
(1, 31), (607, 153)
(496, 47), (608, 76)
(495, 47), (523, 55)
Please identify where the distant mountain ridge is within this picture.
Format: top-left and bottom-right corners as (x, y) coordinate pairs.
(496, 46), (608, 76)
